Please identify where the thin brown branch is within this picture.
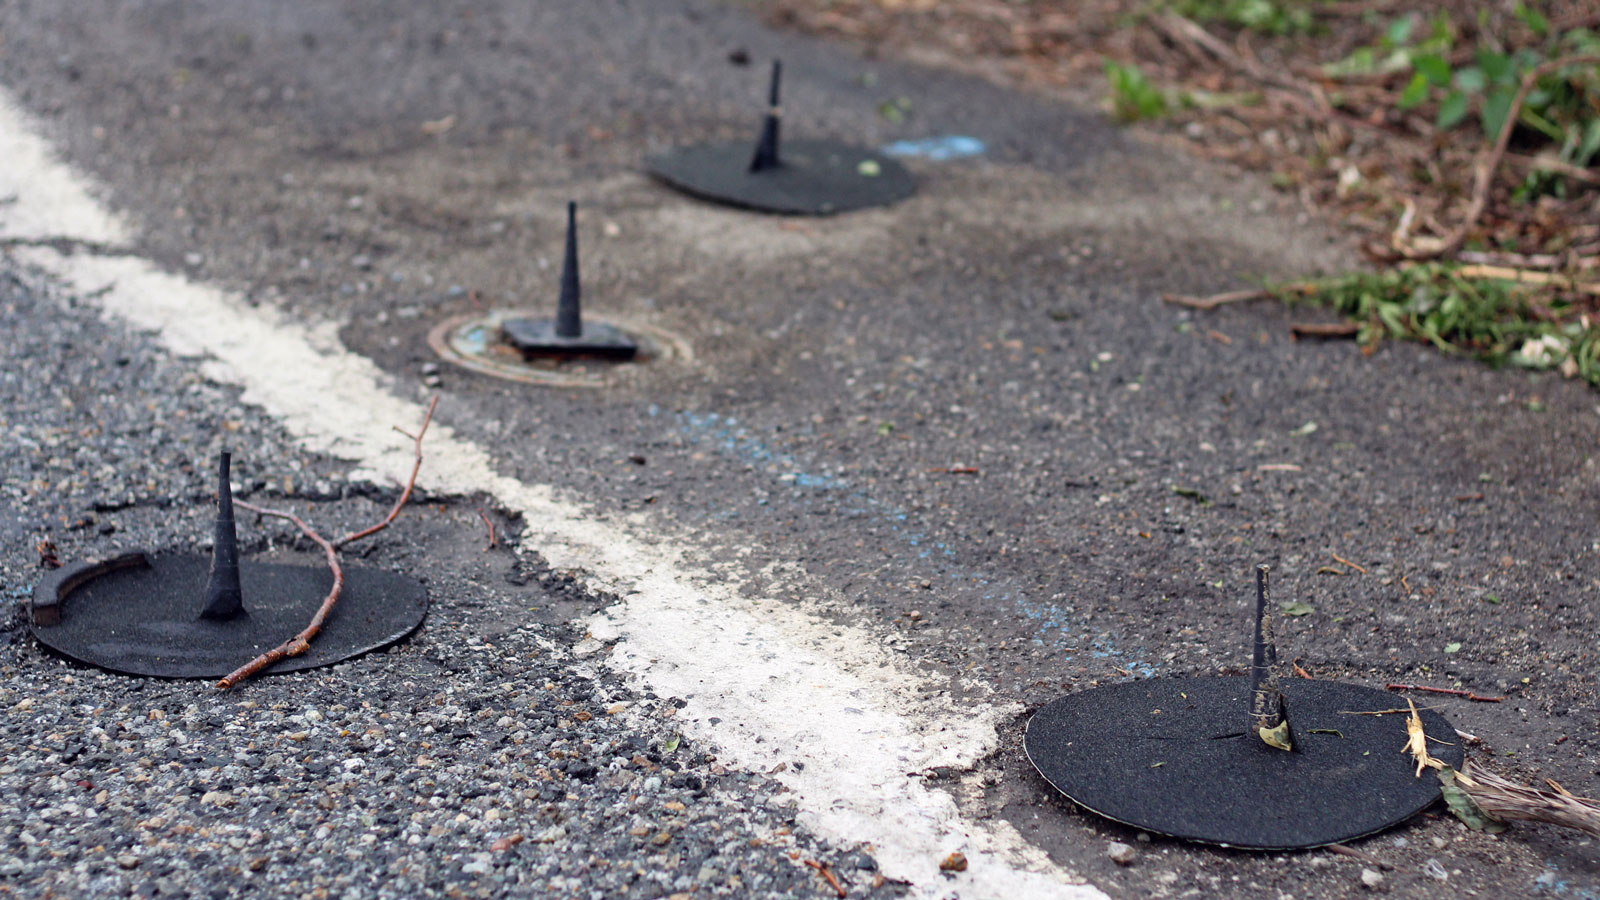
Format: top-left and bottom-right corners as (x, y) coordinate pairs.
(1326, 842), (1391, 870)
(335, 395), (439, 548)
(218, 501), (343, 690)
(1386, 683), (1504, 703)
(1290, 322), (1360, 339)
(1455, 264), (1600, 296)
(1455, 249), (1568, 270)
(1330, 553), (1368, 574)
(215, 396), (438, 690)
(804, 860), (847, 898)
(477, 507), (498, 551)
(1397, 54), (1600, 260)
(1504, 152), (1600, 186)
(1162, 288), (1272, 309)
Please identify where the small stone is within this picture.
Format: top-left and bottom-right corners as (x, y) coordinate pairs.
(1107, 842), (1136, 866)
(116, 854), (140, 869)
(1135, 832), (1151, 843)
(1361, 868), (1384, 890)
(1423, 859), (1447, 882)
(939, 852), (967, 872)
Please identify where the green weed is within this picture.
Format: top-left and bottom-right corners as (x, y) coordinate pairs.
(1274, 264), (1600, 386)
(1167, 0), (1318, 35)
(1326, 10), (1600, 199)
(1105, 59), (1170, 121)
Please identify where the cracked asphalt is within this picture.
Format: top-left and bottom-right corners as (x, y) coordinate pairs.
(2, 1), (1599, 898)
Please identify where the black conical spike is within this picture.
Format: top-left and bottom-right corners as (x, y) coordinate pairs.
(748, 60), (783, 173)
(1248, 564), (1290, 748)
(198, 452), (246, 621)
(555, 201), (582, 339)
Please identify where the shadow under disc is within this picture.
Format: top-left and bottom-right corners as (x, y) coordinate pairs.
(31, 552), (427, 678)
(645, 139), (915, 215)
(1024, 676), (1461, 849)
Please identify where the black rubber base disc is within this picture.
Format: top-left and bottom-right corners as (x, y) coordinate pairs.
(1024, 676), (1462, 849)
(645, 139), (915, 215)
(501, 317), (638, 360)
(30, 552), (428, 678)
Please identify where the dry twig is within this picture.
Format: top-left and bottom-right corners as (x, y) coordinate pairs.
(1290, 322), (1360, 339)
(336, 396), (439, 548)
(1455, 264), (1600, 296)
(1387, 683), (1504, 703)
(219, 501), (344, 690)
(1326, 842), (1391, 869)
(1330, 553), (1368, 574)
(216, 397), (439, 690)
(804, 860), (847, 898)
(1161, 288), (1273, 309)
(477, 507), (498, 551)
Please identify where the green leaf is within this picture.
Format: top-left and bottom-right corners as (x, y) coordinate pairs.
(1484, 594), (1502, 605)
(1453, 66), (1486, 93)
(857, 159), (882, 177)
(1104, 59), (1169, 122)
(1576, 119), (1600, 167)
(661, 735), (681, 753)
(1290, 420), (1318, 436)
(1481, 86), (1516, 141)
(1413, 54), (1452, 87)
(1281, 601), (1315, 616)
(1324, 47), (1376, 78)
(1438, 768), (1508, 833)
(1436, 90), (1470, 130)
(1514, 2), (1550, 37)
(1398, 72), (1430, 109)
(878, 97), (913, 124)
(1444, 642), (1462, 654)
(1385, 16), (1415, 47)
(1477, 49), (1514, 86)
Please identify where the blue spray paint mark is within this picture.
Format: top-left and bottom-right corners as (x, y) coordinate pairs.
(882, 135), (986, 161)
(1536, 860), (1600, 899)
(660, 406), (1152, 676)
(675, 410), (847, 491)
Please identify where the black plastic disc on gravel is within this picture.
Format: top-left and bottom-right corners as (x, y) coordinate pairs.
(1024, 676), (1462, 849)
(646, 138), (915, 215)
(31, 552), (428, 679)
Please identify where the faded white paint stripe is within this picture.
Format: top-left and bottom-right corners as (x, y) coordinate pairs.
(0, 89), (1106, 900)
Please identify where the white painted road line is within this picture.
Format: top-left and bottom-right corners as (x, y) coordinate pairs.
(0, 90), (1109, 900)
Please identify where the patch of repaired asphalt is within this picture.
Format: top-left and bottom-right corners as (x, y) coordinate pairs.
(0, 265), (894, 899)
(2, 0), (1598, 897)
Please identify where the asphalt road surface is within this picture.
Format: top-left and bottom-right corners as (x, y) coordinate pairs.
(2, 2), (1598, 899)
